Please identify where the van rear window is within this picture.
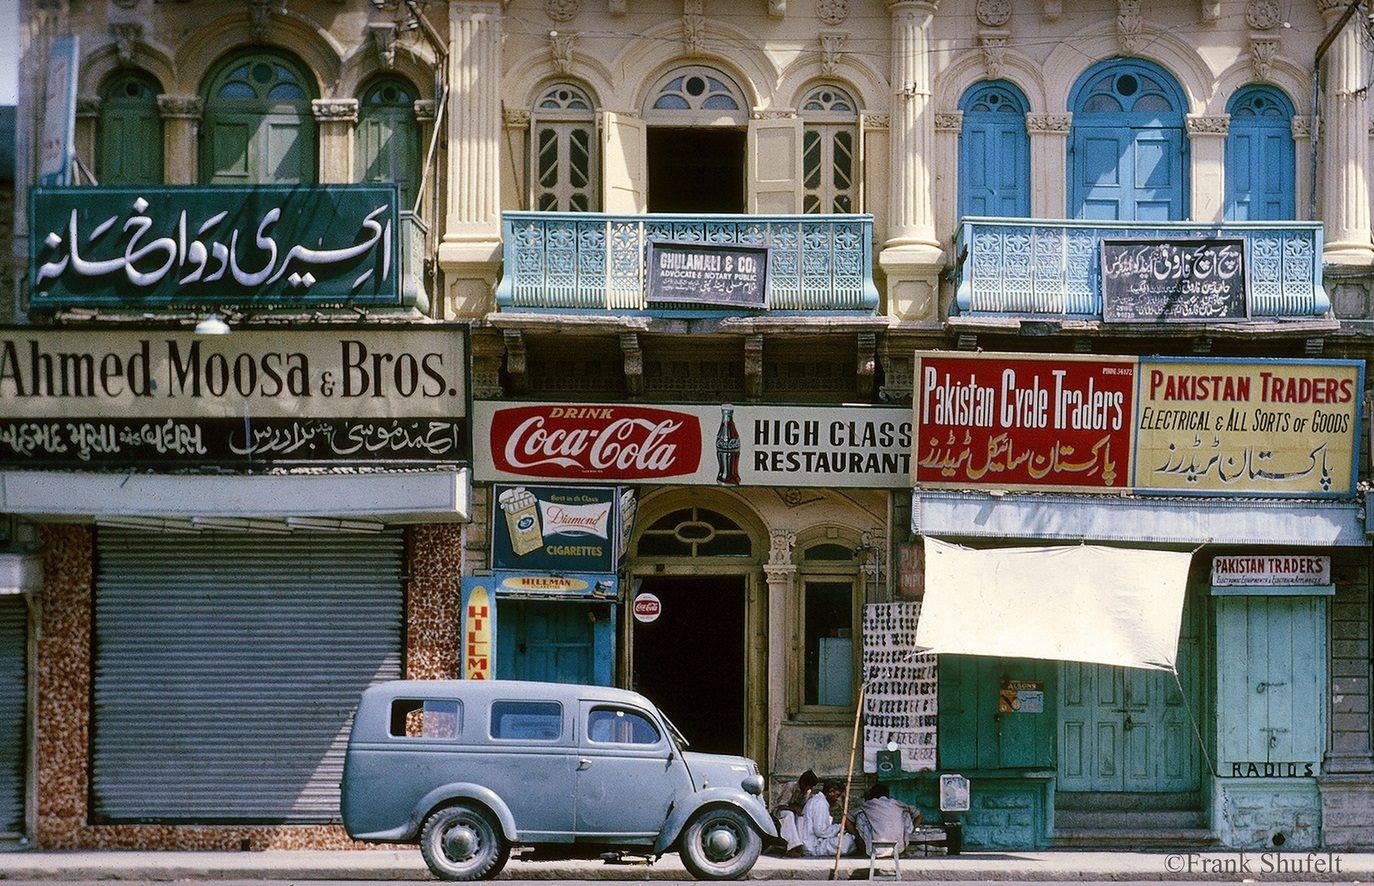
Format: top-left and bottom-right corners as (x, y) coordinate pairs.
(490, 700), (563, 740)
(390, 699), (461, 738)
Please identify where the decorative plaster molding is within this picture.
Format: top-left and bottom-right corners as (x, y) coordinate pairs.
(767, 529), (796, 568)
(110, 21), (142, 66)
(544, 0), (578, 21)
(621, 332), (643, 398)
(1246, 0), (1280, 28)
(504, 108), (531, 128)
(1043, 0), (1061, 19)
(683, 0), (706, 54)
(934, 110), (963, 132)
(368, 22), (397, 69)
(502, 329), (528, 394)
(311, 98), (359, 122)
(75, 95), (101, 118)
(1026, 112), (1072, 133)
(1291, 115), (1315, 139)
(548, 30), (577, 74)
(976, 0), (1010, 26)
(978, 30), (1008, 79)
(413, 99), (437, 122)
(860, 112), (890, 130)
(750, 109), (798, 119)
(769, 0), (786, 18)
(246, 0), (283, 40)
(156, 94), (203, 120)
(1186, 114), (1230, 136)
(816, 0), (849, 24)
(1117, 0), (1142, 54)
(819, 31), (847, 75)
(1250, 36), (1279, 82)
(1199, 0), (1220, 22)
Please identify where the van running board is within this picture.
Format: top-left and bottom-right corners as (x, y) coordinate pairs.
(600, 852), (659, 865)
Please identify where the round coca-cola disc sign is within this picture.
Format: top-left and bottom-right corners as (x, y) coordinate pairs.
(632, 592), (662, 623)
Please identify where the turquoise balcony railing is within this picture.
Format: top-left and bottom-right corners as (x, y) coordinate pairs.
(953, 218), (1328, 319)
(496, 212), (879, 313)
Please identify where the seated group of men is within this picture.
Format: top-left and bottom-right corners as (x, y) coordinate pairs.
(771, 769), (921, 858)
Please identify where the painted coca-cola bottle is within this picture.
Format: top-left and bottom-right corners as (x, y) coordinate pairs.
(716, 404), (741, 485)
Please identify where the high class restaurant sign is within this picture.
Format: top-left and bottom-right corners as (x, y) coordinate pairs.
(0, 329), (468, 469)
(914, 352), (1362, 497)
(474, 400), (911, 487)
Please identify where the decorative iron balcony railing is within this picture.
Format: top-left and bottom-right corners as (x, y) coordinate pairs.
(954, 218), (1327, 319)
(496, 212), (878, 313)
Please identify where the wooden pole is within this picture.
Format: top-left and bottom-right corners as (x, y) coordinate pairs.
(829, 681), (865, 881)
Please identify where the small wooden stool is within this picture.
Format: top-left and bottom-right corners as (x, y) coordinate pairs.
(866, 840), (901, 881)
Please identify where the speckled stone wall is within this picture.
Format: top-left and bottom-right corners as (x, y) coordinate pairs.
(34, 522), (461, 850)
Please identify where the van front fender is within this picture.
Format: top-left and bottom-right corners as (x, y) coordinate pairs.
(652, 790), (779, 855)
(406, 783), (520, 843)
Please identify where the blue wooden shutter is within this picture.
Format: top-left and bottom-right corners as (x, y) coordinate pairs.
(1225, 86), (1295, 221)
(959, 82), (1030, 218)
(357, 78), (421, 208)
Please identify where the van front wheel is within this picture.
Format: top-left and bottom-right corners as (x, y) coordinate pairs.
(420, 803), (510, 881)
(679, 807), (763, 881)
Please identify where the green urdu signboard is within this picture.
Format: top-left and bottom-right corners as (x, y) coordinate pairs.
(30, 184), (402, 308)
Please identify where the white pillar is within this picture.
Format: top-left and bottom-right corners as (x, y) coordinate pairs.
(764, 530), (796, 778)
(312, 98), (358, 185)
(158, 96), (202, 185)
(1186, 114), (1229, 223)
(1027, 113), (1071, 218)
(1319, 1), (1373, 265)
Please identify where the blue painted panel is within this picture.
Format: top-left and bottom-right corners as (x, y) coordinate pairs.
(497, 599), (606, 686)
(1225, 85), (1295, 221)
(959, 82), (1030, 220)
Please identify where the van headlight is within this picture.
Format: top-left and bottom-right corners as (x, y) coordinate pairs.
(742, 774), (765, 795)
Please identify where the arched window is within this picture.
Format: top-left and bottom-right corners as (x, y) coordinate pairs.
(644, 66), (748, 125)
(635, 507), (752, 557)
(958, 81), (1030, 218)
(1225, 85), (1296, 220)
(531, 82), (599, 212)
(1068, 59), (1188, 221)
(800, 84), (858, 214)
(357, 76), (421, 208)
(200, 49), (317, 185)
(798, 539), (861, 710)
(98, 71), (164, 185)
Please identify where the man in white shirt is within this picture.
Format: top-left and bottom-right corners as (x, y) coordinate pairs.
(773, 769), (817, 856)
(855, 783), (920, 856)
(800, 781), (855, 857)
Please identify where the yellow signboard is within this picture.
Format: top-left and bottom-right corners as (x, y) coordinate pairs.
(1134, 358), (1361, 496)
(462, 582), (493, 680)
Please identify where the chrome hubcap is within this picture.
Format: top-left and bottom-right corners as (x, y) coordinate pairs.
(443, 823), (480, 862)
(704, 823), (739, 862)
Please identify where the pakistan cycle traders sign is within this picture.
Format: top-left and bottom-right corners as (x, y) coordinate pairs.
(0, 328), (468, 469)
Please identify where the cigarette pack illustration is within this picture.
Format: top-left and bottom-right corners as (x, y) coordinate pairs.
(498, 486), (543, 556)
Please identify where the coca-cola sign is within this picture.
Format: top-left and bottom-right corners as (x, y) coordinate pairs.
(475, 401), (913, 487)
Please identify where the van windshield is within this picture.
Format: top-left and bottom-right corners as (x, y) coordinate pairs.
(659, 710), (690, 750)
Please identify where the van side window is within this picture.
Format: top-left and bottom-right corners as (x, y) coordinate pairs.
(587, 706), (661, 745)
(389, 699), (462, 739)
(491, 700), (563, 740)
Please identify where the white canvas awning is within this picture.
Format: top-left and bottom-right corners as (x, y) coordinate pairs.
(915, 538), (1192, 672)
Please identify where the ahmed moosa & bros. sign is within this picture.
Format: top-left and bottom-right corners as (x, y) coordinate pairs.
(0, 328), (468, 469)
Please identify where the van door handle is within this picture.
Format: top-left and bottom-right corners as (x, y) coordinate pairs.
(577, 758), (592, 770)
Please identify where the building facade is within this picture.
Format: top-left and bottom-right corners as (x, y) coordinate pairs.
(3, 0), (1373, 853)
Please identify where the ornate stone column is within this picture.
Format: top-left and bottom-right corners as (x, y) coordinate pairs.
(439, 0), (505, 318)
(1186, 114), (1229, 223)
(1027, 113), (1071, 218)
(1318, 0), (1373, 265)
(157, 95), (202, 185)
(1292, 115), (1316, 221)
(880, 0), (944, 325)
(312, 98), (358, 185)
(764, 530), (797, 772)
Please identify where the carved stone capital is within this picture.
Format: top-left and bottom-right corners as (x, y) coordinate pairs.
(1199, 0), (1220, 22)
(312, 98), (359, 123)
(767, 529), (796, 568)
(1026, 112), (1072, 134)
(413, 99), (437, 122)
(818, 31), (847, 75)
(503, 108), (531, 128)
(750, 109), (798, 120)
(744, 333), (763, 400)
(621, 332), (643, 398)
(1186, 113), (1229, 136)
(816, 0), (849, 23)
(157, 94), (203, 120)
(769, 0), (786, 17)
(502, 329), (527, 394)
(110, 21), (142, 65)
(1250, 36), (1280, 82)
(977, 30), (1008, 80)
(934, 110), (963, 133)
(548, 30), (577, 75)
(1291, 115), (1316, 139)
(75, 94), (101, 118)
(469, 331), (506, 399)
(368, 21), (398, 69)
(860, 112), (890, 130)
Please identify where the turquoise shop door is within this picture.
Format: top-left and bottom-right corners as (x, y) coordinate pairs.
(1058, 594), (1201, 792)
(497, 599), (613, 686)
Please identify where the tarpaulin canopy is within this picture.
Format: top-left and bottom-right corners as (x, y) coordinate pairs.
(915, 538), (1192, 672)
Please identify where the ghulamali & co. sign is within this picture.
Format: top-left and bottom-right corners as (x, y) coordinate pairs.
(0, 328), (467, 469)
(646, 241), (768, 308)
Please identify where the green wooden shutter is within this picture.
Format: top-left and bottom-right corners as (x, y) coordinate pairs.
(356, 79), (419, 207)
(200, 51), (316, 185)
(1216, 594), (1327, 770)
(99, 72), (163, 185)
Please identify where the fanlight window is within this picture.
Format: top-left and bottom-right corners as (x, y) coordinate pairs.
(800, 85), (858, 214)
(636, 507), (752, 557)
(531, 82), (598, 212)
(1076, 68), (1182, 117)
(645, 66), (748, 123)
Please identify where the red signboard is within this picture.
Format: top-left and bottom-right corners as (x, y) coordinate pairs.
(913, 352), (1138, 492)
(487, 404), (704, 481)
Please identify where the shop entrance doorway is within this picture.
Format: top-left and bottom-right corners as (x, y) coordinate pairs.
(632, 576), (747, 756)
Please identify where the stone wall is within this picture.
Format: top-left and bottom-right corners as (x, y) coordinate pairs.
(1321, 549), (1374, 848)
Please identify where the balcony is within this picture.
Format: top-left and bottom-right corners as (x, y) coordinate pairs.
(496, 212), (878, 315)
(953, 218), (1327, 323)
(30, 185), (428, 313)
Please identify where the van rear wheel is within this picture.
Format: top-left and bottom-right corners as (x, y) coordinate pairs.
(679, 807), (762, 880)
(420, 803), (509, 881)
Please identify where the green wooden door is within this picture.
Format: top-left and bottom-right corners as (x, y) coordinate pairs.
(938, 655), (1056, 771)
(357, 78), (420, 208)
(99, 71), (163, 184)
(1058, 594), (1201, 792)
(200, 52), (315, 185)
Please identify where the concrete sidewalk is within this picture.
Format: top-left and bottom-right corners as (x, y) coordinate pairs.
(0, 850), (1370, 881)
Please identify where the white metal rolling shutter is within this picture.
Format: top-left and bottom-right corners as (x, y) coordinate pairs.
(0, 597), (25, 835)
(92, 530), (404, 823)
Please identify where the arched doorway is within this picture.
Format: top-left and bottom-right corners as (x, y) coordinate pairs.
(628, 496), (766, 759)
(1224, 85), (1295, 221)
(199, 48), (317, 185)
(1068, 59), (1188, 221)
(642, 65), (749, 212)
(958, 80), (1030, 218)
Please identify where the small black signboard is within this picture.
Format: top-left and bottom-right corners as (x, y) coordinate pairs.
(1100, 238), (1249, 323)
(646, 241), (769, 308)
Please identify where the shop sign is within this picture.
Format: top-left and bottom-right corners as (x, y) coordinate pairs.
(998, 680), (1045, 714)
(646, 241), (768, 308)
(492, 484), (617, 572)
(862, 602), (937, 773)
(493, 572), (619, 599)
(1101, 238), (1248, 323)
(1135, 358), (1360, 497)
(1227, 762), (1316, 778)
(30, 185), (402, 308)
(0, 328), (468, 469)
(632, 592), (662, 623)
(1211, 555), (1331, 587)
(38, 35), (79, 187)
(913, 352), (1138, 493)
(460, 578), (495, 680)
(475, 401), (911, 487)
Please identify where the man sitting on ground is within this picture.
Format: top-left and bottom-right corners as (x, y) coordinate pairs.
(773, 769), (817, 857)
(800, 780), (856, 857)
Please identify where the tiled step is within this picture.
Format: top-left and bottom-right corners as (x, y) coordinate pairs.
(1052, 827), (1217, 849)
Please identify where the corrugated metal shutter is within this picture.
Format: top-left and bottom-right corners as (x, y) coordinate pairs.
(0, 597), (25, 835)
(92, 530), (404, 823)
